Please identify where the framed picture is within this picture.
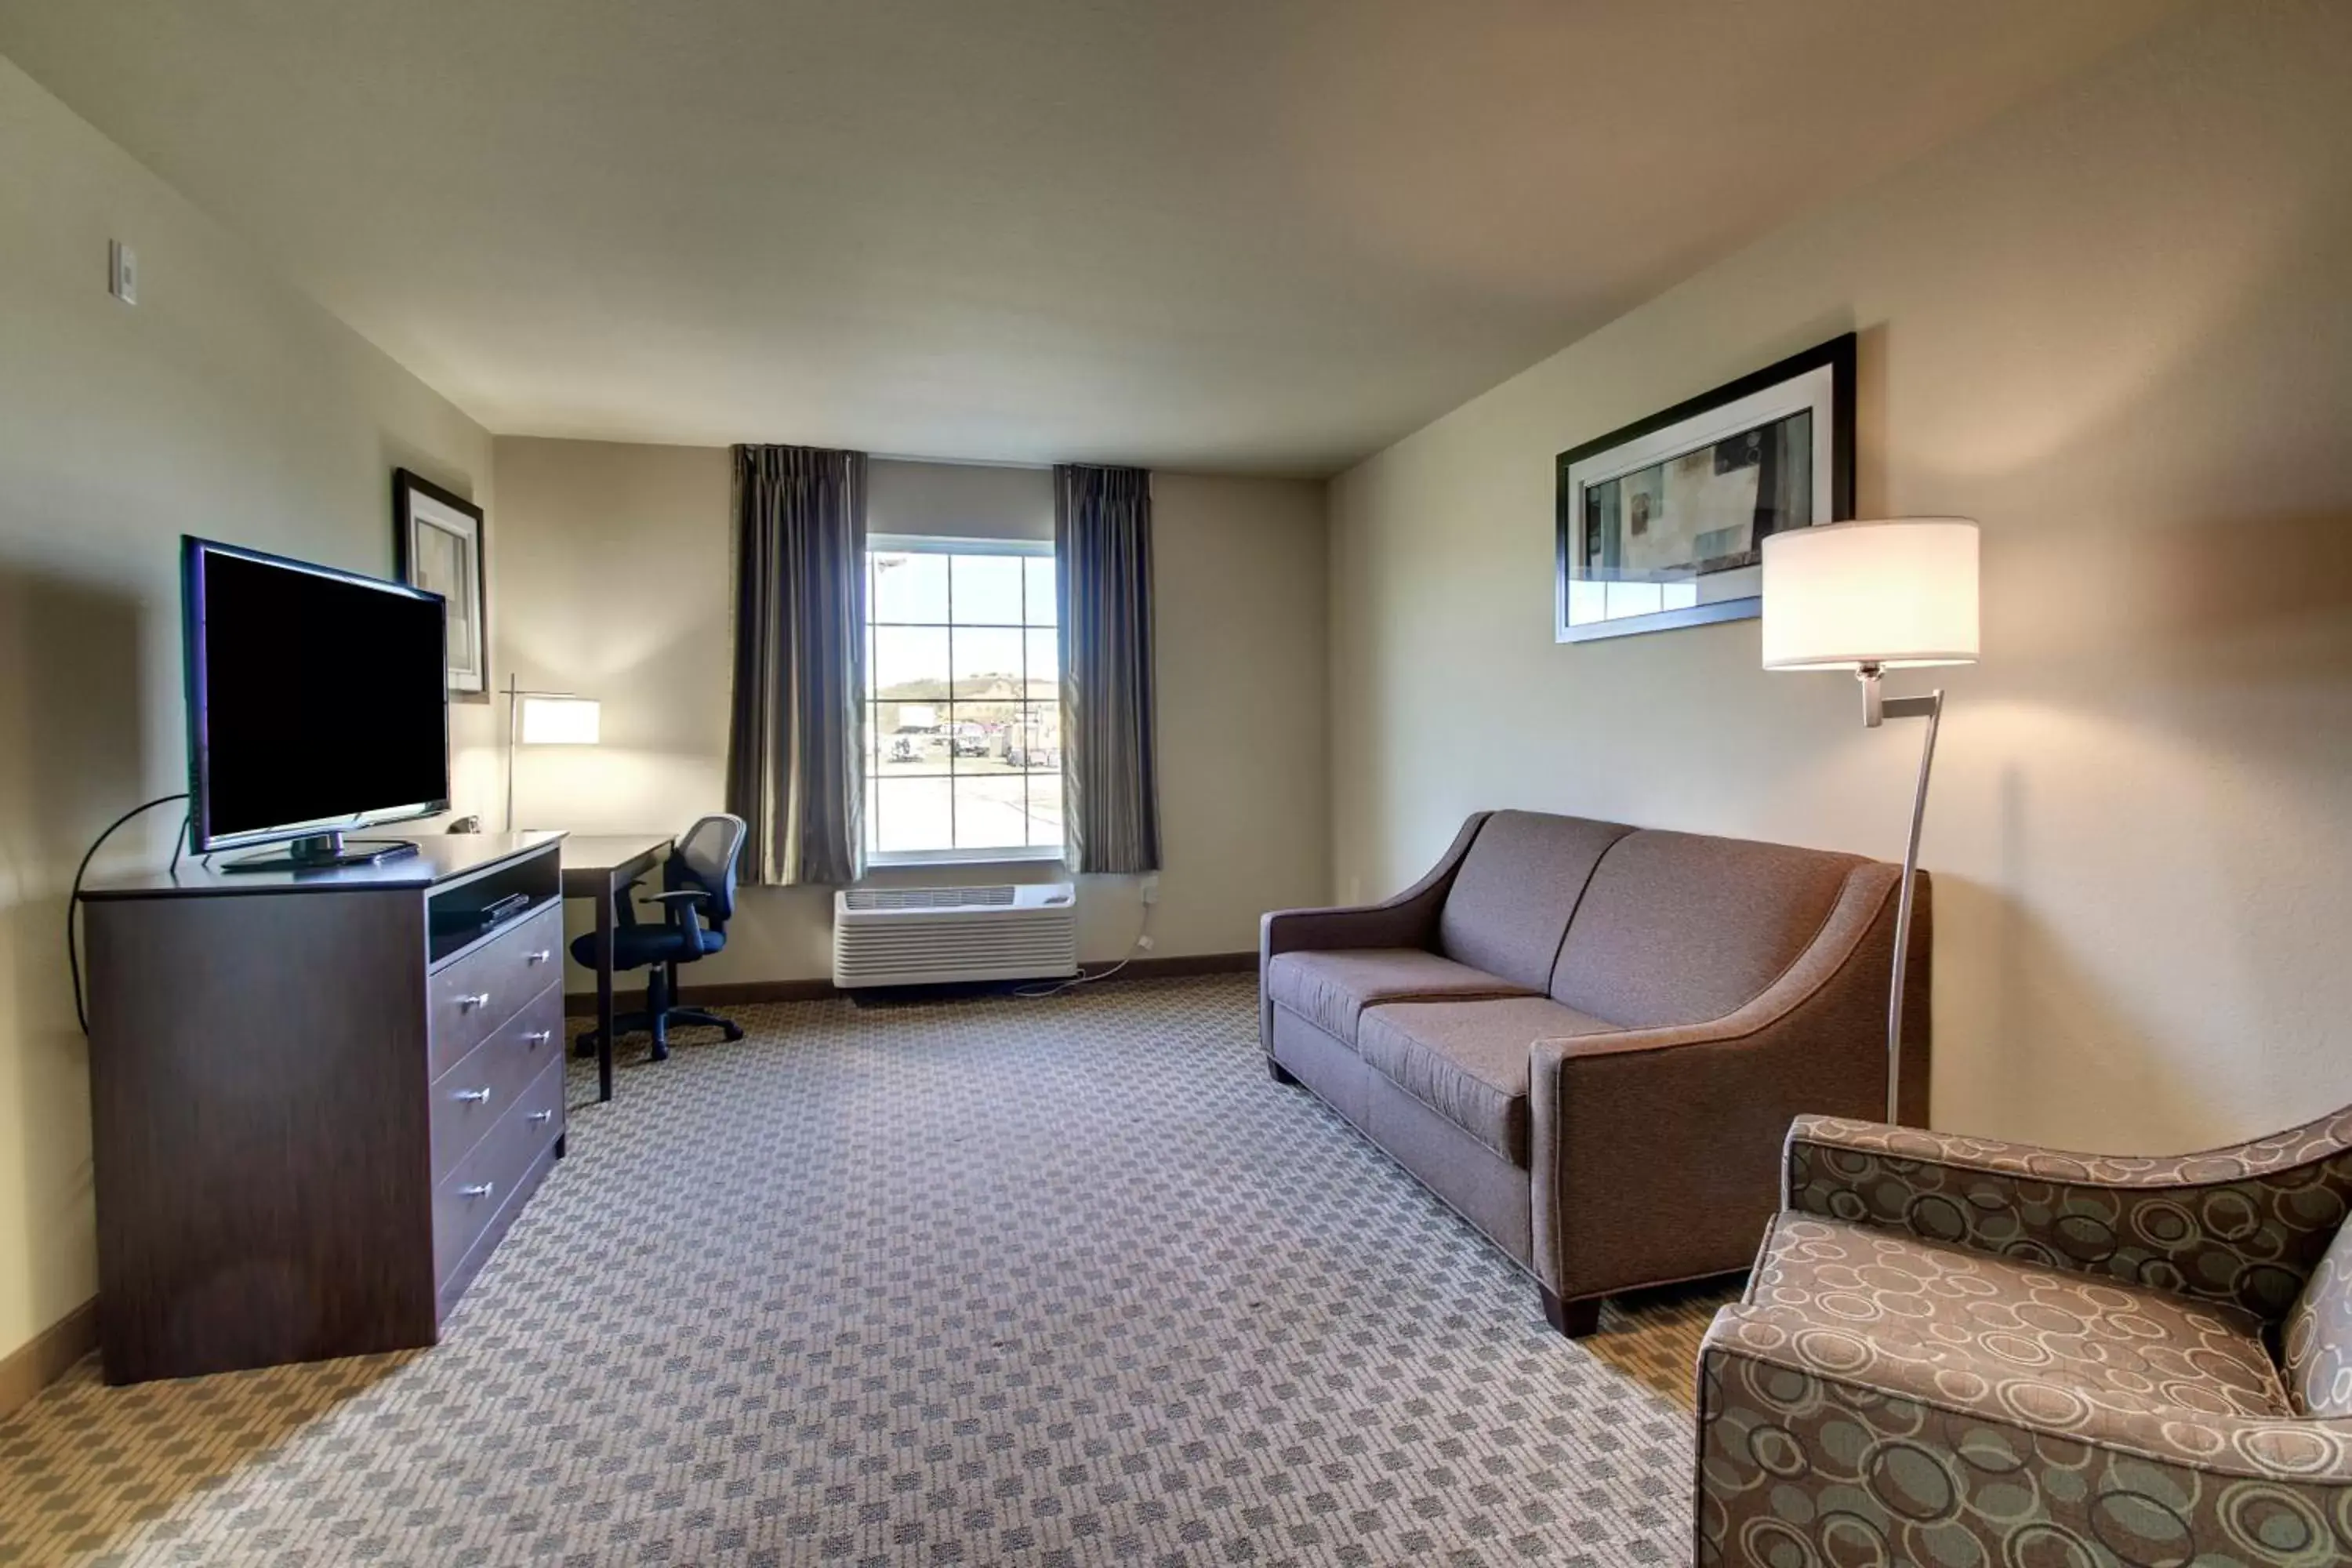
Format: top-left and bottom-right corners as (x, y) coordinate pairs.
(1555, 333), (1853, 643)
(393, 469), (489, 699)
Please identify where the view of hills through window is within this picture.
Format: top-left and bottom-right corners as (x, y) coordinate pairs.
(865, 543), (1061, 856)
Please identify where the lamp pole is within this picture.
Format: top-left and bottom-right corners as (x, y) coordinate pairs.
(1859, 662), (1942, 1123)
(503, 675), (523, 833)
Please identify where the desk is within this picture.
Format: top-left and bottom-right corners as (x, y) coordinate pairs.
(561, 833), (672, 1102)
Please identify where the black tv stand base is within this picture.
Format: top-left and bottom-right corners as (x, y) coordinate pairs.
(224, 831), (419, 872)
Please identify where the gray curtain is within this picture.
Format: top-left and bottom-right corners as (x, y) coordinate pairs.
(725, 445), (867, 885)
(1054, 464), (1161, 874)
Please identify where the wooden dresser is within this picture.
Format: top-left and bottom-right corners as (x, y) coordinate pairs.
(81, 832), (569, 1384)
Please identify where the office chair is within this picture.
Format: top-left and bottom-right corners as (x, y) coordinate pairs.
(571, 813), (748, 1062)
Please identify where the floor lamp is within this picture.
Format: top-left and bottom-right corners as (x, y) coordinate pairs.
(1760, 519), (1980, 1123)
(503, 676), (601, 832)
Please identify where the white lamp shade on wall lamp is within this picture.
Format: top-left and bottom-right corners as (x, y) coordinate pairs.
(1761, 518), (1979, 672)
(1759, 518), (1980, 1125)
(517, 695), (601, 746)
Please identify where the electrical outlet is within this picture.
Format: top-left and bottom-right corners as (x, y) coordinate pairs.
(1139, 875), (1160, 906)
(109, 240), (137, 305)
(1134, 933), (1156, 951)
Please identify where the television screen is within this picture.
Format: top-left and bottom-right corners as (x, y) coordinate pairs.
(184, 538), (451, 852)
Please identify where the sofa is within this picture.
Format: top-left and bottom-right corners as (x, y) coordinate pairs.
(1697, 1105), (2352, 1566)
(1259, 809), (1928, 1336)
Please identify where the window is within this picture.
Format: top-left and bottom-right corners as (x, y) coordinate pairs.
(865, 535), (1061, 860)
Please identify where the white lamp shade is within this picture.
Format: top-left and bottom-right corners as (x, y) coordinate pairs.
(518, 695), (601, 745)
(1760, 518), (1980, 670)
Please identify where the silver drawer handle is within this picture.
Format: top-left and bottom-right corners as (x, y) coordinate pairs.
(460, 1181), (495, 1200)
(523, 1029), (553, 1047)
(457, 992), (491, 1012)
(528, 1110), (554, 1125)
(452, 1087), (492, 1104)
(525, 949), (552, 965)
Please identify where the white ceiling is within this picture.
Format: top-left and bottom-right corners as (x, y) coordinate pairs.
(0, 0), (2182, 475)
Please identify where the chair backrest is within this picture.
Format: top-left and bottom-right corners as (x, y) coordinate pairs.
(669, 814), (747, 926)
(1435, 811), (1633, 990)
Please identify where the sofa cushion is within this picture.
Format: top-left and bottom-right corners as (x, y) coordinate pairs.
(1436, 811), (1632, 991)
(1728, 1212), (2289, 1425)
(1551, 829), (1863, 1027)
(1265, 949), (1533, 1044)
(1357, 996), (1617, 1167)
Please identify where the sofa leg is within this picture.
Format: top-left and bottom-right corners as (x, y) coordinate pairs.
(1266, 1058), (1301, 1086)
(1541, 1288), (1602, 1338)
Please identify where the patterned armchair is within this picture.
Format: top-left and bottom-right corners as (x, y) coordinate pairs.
(1696, 1105), (2352, 1566)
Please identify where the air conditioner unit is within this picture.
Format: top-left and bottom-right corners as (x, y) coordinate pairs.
(832, 883), (1079, 989)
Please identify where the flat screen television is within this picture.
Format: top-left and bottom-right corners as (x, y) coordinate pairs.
(183, 536), (451, 868)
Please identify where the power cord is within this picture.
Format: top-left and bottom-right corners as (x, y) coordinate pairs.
(1017, 897), (1155, 1000)
(68, 793), (190, 1035)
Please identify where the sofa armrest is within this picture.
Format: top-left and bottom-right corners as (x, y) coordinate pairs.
(1260, 812), (1487, 962)
(1784, 1105), (2352, 1323)
(1260, 902), (1432, 959)
(1260, 813), (1487, 1056)
(1527, 862), (1915, 1305)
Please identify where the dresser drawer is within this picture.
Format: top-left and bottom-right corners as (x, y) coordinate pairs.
(434, 1055), (564, 1288)
(430, 978), (563, 1180)
(428, 903), (562, 1077)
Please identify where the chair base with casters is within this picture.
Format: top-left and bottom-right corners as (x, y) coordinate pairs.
(569, 815), (750, 1065)
(572, 961), (746, 1061)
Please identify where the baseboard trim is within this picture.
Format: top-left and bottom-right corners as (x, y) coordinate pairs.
(0, 1298), (97, 1421)
(1095, 950), (1257, 979)
(564, 978), (835, 1015)
(561, 951), (1257, 1015)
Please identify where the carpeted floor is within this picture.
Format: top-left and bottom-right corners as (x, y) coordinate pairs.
(0, 975), (1731, 1566)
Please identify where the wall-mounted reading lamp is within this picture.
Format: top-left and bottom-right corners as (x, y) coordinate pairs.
(503, 675), (601, 832)
(1762, 518), (1980, 1123)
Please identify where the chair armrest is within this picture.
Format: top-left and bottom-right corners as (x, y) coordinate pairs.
(1700, 1305), (2352, 1497)
(1784, 1105), (2352, 1323)
(1527, 862), (1913, 1303)
(641, 888), (711, 952)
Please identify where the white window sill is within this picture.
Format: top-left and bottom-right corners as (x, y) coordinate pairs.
(864, 846), (1068, 872)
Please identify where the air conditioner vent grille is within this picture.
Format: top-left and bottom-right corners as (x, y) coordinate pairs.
(833, 883), (1077, 987)
(844, 885), (1018, 912)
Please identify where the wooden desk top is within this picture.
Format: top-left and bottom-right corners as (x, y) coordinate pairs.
(559, 833), (672, 892)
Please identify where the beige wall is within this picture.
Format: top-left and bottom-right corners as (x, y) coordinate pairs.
(492, 441), (1330, 990)
(1330, 0), (2352, 1156)
(0, 56), (494, 1366)
(492, 438), (735, 841)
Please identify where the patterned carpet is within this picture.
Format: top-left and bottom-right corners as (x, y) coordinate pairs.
(0, 975), (1729, 1566)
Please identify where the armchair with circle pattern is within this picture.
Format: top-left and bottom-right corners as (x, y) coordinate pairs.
(1695, 1104), (2352, 1566)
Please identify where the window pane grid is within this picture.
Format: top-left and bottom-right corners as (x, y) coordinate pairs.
(865, 543), (1058, 858)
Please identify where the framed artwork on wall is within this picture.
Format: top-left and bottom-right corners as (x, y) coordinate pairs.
(393, 468), (489, 700)
(1555, 332), (1854, 644)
